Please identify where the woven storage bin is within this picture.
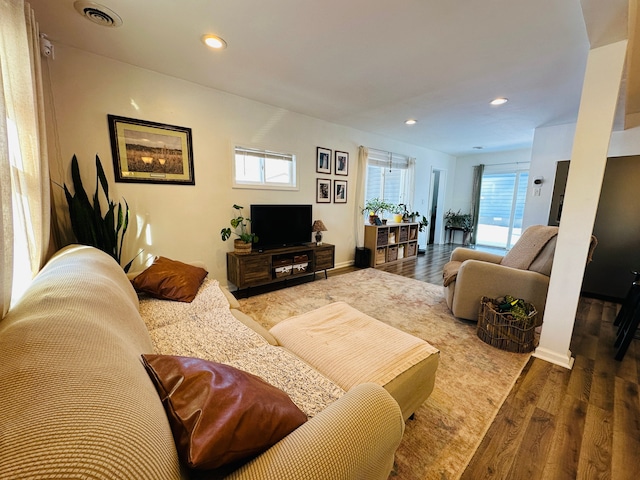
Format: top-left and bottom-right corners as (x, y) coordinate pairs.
(376, 247), (386, 265)
(407, 242), (417, 257)
(387, 245), (398, 262)
(477, 296), (539, 353)
(399, 226), (409, 242)
(376, 228), (388, 246)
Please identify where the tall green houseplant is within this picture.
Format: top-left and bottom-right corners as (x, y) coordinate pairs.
(63, 154), (134, 272)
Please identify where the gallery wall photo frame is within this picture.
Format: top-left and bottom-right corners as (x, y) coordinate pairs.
(334, 180), (347, 203)
(316, 147), (332, 174)
(316, 178), (331, 203)
(335, 151), (349, 176)
(108, 114), (195, 185)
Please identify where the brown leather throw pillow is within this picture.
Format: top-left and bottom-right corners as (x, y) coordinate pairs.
(132, 256), (207, 302)
(141, 354), (308, 470)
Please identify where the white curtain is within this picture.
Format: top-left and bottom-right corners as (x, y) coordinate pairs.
(404, 157), (416, 207)
(354, 146), (368, 247)
(470, 163), (484, 244)
(0, 0), (49, 316)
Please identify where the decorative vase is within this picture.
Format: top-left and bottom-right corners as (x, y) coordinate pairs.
(234, 239), (252, 255)
(369, 214), (378, 225)
(393, 213), (403, 223)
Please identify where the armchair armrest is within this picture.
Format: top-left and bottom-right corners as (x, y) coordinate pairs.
(223, 383), (404, 480)
(450, 247), (503, 264)
(450, 259), (550, 320)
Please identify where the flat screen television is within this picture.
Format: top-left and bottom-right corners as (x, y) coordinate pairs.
(250, 204), (313, 251)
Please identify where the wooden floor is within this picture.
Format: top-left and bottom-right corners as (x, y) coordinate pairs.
(335, 244), (640, 480)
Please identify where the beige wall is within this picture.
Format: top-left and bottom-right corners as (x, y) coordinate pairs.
(44, 46), (454, 284)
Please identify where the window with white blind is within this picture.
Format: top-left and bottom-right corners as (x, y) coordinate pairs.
(364, 149), (414, 212)
(233, 146), (297, 190)
(476, 167), (529, 249)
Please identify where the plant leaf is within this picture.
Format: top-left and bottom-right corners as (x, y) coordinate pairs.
(96, 155), (109, 200)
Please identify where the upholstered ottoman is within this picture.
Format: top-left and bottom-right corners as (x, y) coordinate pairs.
(269, 301), (439, 421)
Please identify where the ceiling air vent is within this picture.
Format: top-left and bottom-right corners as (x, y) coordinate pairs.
(74, 1), (123, 27)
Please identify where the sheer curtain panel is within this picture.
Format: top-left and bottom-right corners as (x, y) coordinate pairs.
(0, 0), (49, 316)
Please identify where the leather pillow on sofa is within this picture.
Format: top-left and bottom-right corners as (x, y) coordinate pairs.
(132, 256), (207, 302)
(141, 354), (307, 470)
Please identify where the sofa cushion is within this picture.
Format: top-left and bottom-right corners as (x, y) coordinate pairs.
(500, 225), (558, 271)
(141, 354), (307, 470)
(132, 256), (208, 302)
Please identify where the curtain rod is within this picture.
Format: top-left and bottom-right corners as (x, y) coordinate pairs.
(477, 161), (530, 167)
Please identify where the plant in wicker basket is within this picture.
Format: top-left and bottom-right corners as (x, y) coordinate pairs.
(220, 204), (258, 255)
(477, 295), (540, 353)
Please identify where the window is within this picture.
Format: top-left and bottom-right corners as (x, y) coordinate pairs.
(476, 167), (529, 249)
(364, 148), (414, 211)
(233, 146), (297, 190)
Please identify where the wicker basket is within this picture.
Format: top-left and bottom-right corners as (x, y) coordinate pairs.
(477, 297), (540, 353)
(233, 239), (252, 255)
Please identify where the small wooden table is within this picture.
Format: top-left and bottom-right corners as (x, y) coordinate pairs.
(445, 226), (472, 245)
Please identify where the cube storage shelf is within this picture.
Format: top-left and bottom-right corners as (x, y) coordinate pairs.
(364, 223), (419, 268)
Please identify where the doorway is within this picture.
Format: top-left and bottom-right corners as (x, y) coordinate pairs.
(427, 168), (447, 245)
(476, 170), (529, 249)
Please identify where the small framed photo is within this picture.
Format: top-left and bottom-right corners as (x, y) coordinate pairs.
(335, 151), (349, 176)
(334, 180), (347, 203)
(316, 178), (331, 203)
(108, 115), (195, 185)
(316, 147), (332, 174)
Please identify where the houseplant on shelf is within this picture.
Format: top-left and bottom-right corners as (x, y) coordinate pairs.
(220, 204), (258, 255)
(444, 209), (473, 231)
(390, 204), (404, 223)
(398, 203), (429, 232)
(363, 198), (393, 225)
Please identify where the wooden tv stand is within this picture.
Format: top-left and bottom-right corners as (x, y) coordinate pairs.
(226, 243), (335, 290)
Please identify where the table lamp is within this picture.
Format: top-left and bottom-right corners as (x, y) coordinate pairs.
(312, 220), (327, 245)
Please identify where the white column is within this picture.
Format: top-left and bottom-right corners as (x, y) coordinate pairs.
(533, 40), (628, 369)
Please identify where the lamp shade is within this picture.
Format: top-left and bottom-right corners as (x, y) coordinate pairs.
(312, 220), (327, 232)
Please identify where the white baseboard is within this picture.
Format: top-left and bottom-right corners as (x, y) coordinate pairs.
(532, 346), (575, 370)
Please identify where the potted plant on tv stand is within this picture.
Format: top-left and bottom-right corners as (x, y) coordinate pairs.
(220, 204), (258, 255)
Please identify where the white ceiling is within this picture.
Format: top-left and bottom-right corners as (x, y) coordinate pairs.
(29, 0), (630, 157)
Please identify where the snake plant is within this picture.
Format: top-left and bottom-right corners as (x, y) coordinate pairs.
(63, 154), (134, 272)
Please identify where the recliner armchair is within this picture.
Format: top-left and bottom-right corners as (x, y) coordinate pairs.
(443, 225), (559, 321)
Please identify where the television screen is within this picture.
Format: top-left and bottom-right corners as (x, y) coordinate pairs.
(250, 204), (313, 250)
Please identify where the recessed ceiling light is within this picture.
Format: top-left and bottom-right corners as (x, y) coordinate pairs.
(202, 34), (227, 50)
(405, 119), (417, 125)
(490, 97), (508, 106)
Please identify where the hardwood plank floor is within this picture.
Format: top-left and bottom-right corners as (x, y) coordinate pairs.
(333, 243), (640, 480)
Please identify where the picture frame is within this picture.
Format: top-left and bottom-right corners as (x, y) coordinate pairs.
(316, 147), (332, 174)
(107, 114), (195, 185)
(316, 178), (331, 203)
(335, 151), (349, 176)
(334, 180), (347, 203)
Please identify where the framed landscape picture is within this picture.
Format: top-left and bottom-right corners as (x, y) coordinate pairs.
(316, 147), (332, 174)
(108, 115), (195, 185)
(335, 151), (349, 176)
(334, 180), (347, 203)
(316, 178), (331, 203)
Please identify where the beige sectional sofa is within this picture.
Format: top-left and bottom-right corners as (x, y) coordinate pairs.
(0, 245), (436, 479)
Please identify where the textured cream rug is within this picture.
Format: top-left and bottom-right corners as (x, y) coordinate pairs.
(237, 268), (530, 480)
